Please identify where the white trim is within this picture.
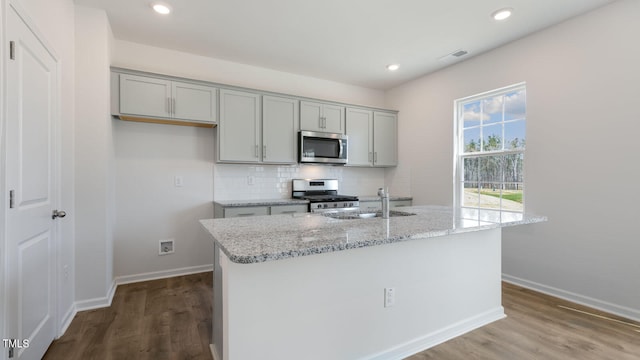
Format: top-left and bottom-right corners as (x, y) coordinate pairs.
(210, 344), (221, 360)
(57, 304), (77, 338)
(502, 274), (640, 323)
(74, 280), (117, 312)
(366, 307), (505, 360)
(114, 264), (213, 286)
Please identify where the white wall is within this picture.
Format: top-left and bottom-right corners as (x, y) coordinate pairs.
(12, 0), (77, 332)
(109, 41), (388, 278)
(385, 0), (640, 320)
(74, 5), (115, 307)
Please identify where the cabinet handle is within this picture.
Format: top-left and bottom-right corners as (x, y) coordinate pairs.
(319, 117), (323, 129)
(263, 145), (267, 158)
(374, 152), (378, 163)
(323, 117), (327, 128)
(172, 98), (176, 115)
(166, 97), (171, 114)
(280, 211), (297, 214)
(369, 152), (372, 162)
(255, 145), (259, 158)
(237, 213), (255, 217)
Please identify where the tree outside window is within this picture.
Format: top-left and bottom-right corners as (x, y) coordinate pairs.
(455, 84), (525, 213)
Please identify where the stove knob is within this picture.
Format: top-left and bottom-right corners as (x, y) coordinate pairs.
(316, 204), (322, 209)
(323, 204), (328, 208)
(333, 203), (337, 207)
(349, 202), (353, 207)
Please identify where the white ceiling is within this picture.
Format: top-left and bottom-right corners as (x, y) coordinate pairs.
(75, 0), (616, 90)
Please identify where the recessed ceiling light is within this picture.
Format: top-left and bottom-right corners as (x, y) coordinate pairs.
(492, 8), (513, 21)
(386, 64), (400, 71)
(152, 3), (172, 15)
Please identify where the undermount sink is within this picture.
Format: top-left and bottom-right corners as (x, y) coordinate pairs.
(323, 210), (416, 220)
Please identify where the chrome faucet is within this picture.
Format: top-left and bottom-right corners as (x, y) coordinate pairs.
(377, 187), (390, 219)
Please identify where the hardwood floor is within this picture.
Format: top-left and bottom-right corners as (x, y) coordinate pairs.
(407, 282), (640, 360)
(44, 273), (639, 360)
(43, 272), (213, 360)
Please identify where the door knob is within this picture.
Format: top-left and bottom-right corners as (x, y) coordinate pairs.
(52, 210), (67, 219)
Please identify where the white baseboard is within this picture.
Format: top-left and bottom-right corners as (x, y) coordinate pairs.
(114, 264), (213, 286)
(502, 274), (640, 323)
(210, 344), (221, 360)
(58, 304), (77, 337)
(74, 279), (117, 312)
(367, 307), (506, 360)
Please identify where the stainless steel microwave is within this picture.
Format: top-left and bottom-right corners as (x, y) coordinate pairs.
(299, 131), (348, 165)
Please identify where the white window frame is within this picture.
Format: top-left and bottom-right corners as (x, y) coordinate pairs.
(453, 82), (526, 214)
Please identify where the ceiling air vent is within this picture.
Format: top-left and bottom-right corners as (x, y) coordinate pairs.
(438, 49), (469, 63)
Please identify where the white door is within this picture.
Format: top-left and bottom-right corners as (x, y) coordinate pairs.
(6, 6), (60, 359)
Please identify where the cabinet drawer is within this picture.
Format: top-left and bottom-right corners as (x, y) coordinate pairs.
(390, 200), (412, 208)
(224, 206), (269, 218)
(359, 202), (382, 212)
(270, 204), (308, 215)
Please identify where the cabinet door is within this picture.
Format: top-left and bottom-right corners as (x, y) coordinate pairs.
(119, 74), (171, 118)
(263, 96), (298, 163)
(300, 101), (323, 132)
(219, 89), (261, 162)
(322, 104), (345, 134)
(373, 112), (398, 167)
(172, 81), (217, 123)
(346, 108), (373, 166)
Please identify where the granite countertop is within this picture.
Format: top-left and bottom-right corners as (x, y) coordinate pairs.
(214, 199), (309, 207)
(200, 205), (547, 264)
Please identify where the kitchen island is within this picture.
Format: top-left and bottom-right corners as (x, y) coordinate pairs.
(200, 205), (546, 360)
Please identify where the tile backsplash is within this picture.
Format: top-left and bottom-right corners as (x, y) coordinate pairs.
(213, 163), (386, 200)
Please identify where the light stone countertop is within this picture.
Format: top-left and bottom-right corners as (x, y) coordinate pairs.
(359, 196), (413, 202)
(200, 205), (547, 264)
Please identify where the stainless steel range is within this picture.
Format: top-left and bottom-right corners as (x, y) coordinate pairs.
(292, 179), (359, 213)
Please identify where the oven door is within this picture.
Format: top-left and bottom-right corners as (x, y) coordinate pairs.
(299, 131), (347, 164)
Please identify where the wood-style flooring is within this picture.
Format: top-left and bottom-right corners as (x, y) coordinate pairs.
(43, 272), (213, 360)
(44, 273), (640, 360)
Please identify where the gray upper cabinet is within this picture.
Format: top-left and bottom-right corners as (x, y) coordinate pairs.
(120, 74), (171, 118)
(373, 111), (398, 167)
(118, 73), (217, 124)
(346, 108), (397, 167)
(218, 93), (298, 164)
(262, 95), (299, 164)
(345, 108), (373, 166)
(300, 101), (345, 134)
(218, 89), (261, 162)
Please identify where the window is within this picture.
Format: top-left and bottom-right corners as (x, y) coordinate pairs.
(454, 83), (526, 213)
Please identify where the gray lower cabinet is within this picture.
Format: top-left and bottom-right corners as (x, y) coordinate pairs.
(214, 203), (308, 218)
(346, 108), (397, 167)
(117, 73), (217, 124)
(359, 199), (412, 212)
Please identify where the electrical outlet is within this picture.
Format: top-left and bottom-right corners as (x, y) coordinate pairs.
(63, 265), (69, 281)
(159, 239), (175, 255)
(174, 176), (184, 187)
(384, 287), (395, 307)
